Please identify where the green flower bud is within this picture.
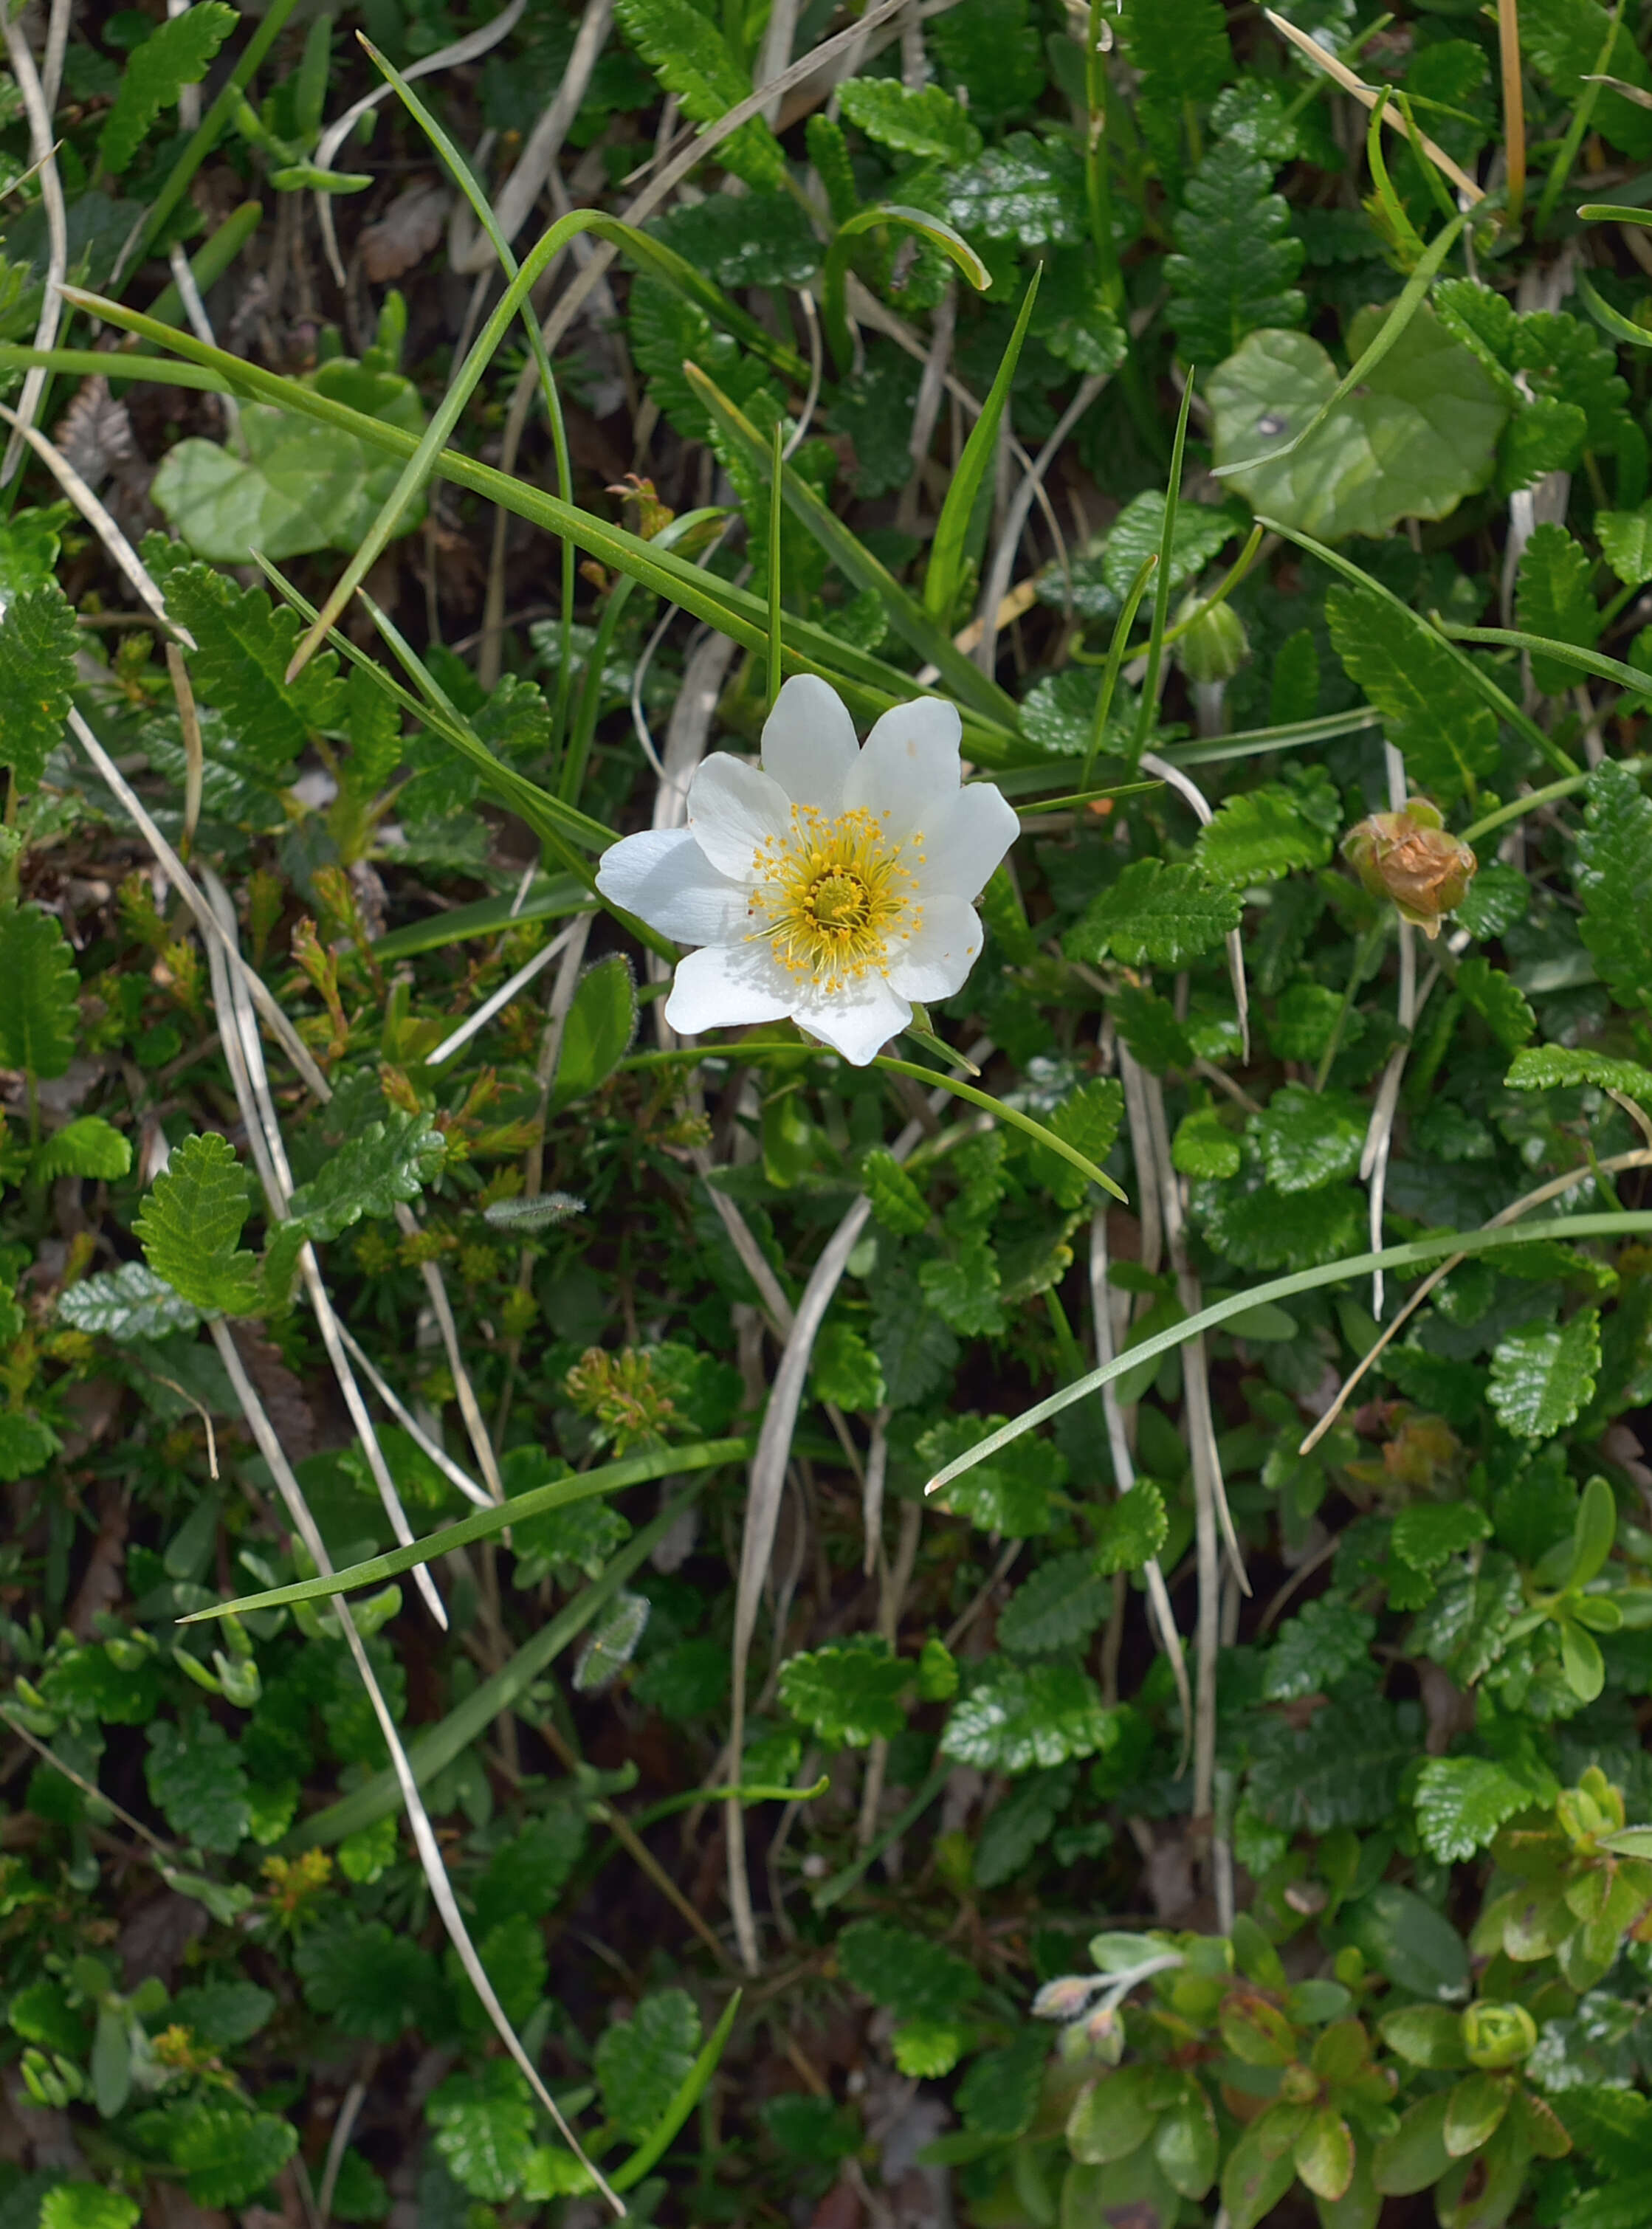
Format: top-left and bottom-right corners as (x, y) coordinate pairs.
(1172, 594), (1250, 686)
(1460, 2001), (1538, 2070)
(1340, 800), (1478, 940)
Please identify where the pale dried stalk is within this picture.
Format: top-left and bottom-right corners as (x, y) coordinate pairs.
(425, 916), (585, 1067)
(1, 0), (69, 485)
(974, 372), (1107, 678)
(726, 1046), (987, 1971)
(1264, 8), (1485, 201)
(210, 1324), (621, 2211)
(1303, 1144), (1652, 1454)
(1141, 752), (1250, 1064)
(452, 0), (615, 272)
(165, 645), (205, 858)
(69, 711), (329, 1098)
(202, 873), (447, 1627)
(0, 404), (185, 639)
(313, 0), (530, 286)
(336, 1323), (493, 1512)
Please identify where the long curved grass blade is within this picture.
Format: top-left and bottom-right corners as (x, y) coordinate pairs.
(825, 204), (990, 373)
(1213, 210), (1467, 480)
(1080, 554), (1156, 791)
(925, 1210), (1652, 1496)
(1133, 373), (1196, 764)
(180, 1435), (751, 1620)
(684, 361), (1023, 729)
(610, 1991), (742, 2192)
(873, 1053), (1126, 1202)
(1578, 201), (1652, 225)
(42, 303), (1028, 762)
(1575, 271), (1652, 348)
(286, 1483), (715, 1850)
(1438, 621), (1652, 695)
(924, 266), (1040, 624)
(1256, 514), (1578, 777)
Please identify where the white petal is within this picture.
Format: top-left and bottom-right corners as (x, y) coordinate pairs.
(686, 753), (792, 880)
(664, 941), (792, 1036)
(595, 829), (751, 944)
(920, 781), (1020, 900)
(842, 697), (963, 841)
(761, 674), (858, 812)
(887, 895), (985, 1003)
(789, 972), (912, 1067)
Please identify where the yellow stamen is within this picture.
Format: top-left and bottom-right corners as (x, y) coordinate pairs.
(748, 806), (920, 992)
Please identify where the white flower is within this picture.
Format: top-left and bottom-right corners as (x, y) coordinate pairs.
(596, 675), (1019, 1067)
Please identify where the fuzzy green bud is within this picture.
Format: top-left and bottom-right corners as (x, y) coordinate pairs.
(1460, 2001), (1537, 2070)
(1172, 594), (1250, 686)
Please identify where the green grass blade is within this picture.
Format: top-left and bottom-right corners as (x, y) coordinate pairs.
(181, 1436), (751, 1620)
(824, 204), (990, 374)
(1133, 372), (1196, 763)
(610, 1991), (742, 2192)
(373, 878), (591, 959)
(923, 266), (1040, 624)
(1575, 271), (1652, 348)
(873, 1054), (1126, 1202)
(768, 414), (785, 712)
(925, 1211), (1652, 1495)
(1436, 622), (1651, 698)
(1081, 553), (1156, 790)
(684, 361), (1024, 731)
(283, 1484), (715, 1850)
(1213, 210), (1467, 480)
(47, 300), (1028, 757)
(1256, 514), (1579, 777)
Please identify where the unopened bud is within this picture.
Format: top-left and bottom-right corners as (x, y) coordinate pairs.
(1033, 1974), (1105, 2022)
(1461, 2001), (1536, 2070)
(1173, 594), (1250, 686)
(1341, 800), (1476, 940)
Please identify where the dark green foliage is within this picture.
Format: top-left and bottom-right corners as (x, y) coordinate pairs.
(0, 585), (78, 789)
(1167, 141), (1305, 367)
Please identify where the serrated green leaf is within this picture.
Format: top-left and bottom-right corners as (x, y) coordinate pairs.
(166, 2107), (298, 2208)
(870, 1265), (958, 1406)
(1102, 491), (1243, 598)
(1391, 1501), (1492, 1573)
(1036, 1077), (1125, 1210)
(1118, 0), (1232, 108)
(1597, 503), (1652, 588)
(157, 560), (347, 768)
(942, 131), (1087, 244)
(957, 2027), (1047, 2140)
(58, 1261), (205, 1343)
(1167, 139), (1305, 366)
(974, 1763), (1077, 1887)
(1249, 1689), (1417, 1833)
(1506, 1043), (1652, 1103)
(0, 583), (78, 789)
(810, 1322), (886, 1410)
(1253, 1085), (1366, 1193)
(837, 1919), (979, 2021)
(145, 1717), (249, 1853)
(920, 1412), (1063, 1536)
(839, 77), (981, 162)
(39, 2186), (140, 2229)
(1263, 1593), (1377, 1700)
(1574, 759), (1652, 1009)
(1209, 311), (1507, 546)
(862, 1147), (930, 1235)
(613, 0), (784, 188)
(0, 1411), (61, 1481)
(919, 1236), (1003, 1336)
(1499, 394), (1589, 495)
(31, 1116), (131, 1183)
(1516, 522), (1600, 695)
(940, 1657), (1117, 1773)
(1488, 1311), (1602, 1440)
(1325, 583), (1500, 805)
(1172, 1103), (1242, 1178)
(998, 1551), (1112, 1656)
(427, 2061), (534, 2201)
(1456, 955), (1535, 1051)
(650, 193), (821, 290)
(288, 1112), (446, 1241)
(596, 1988), (701, 2140)
(929, 0), (1043, 118)
(1195, 782), (1334, 886)
(1112, 984), (1194, 1075)
(296, 1916), (437, 2038)
(778, 1636), (908, 1748)
(1064, 860), (1242, 970)
(99, 2), (237, 171)
(134, 1132), (264, 1317)
(1092, 1480), (1169, 1574)
(0, 903), (78, 1080)
(1414, 1756), (1532, 1864)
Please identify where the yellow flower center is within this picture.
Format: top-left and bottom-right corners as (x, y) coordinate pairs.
(749, 805), (920, 991)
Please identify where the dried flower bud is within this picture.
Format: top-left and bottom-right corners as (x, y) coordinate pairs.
(1173, 593), (1250, 686)
(1460, 2000), (1537, 2070)
(1340, 800), (1477, 940)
